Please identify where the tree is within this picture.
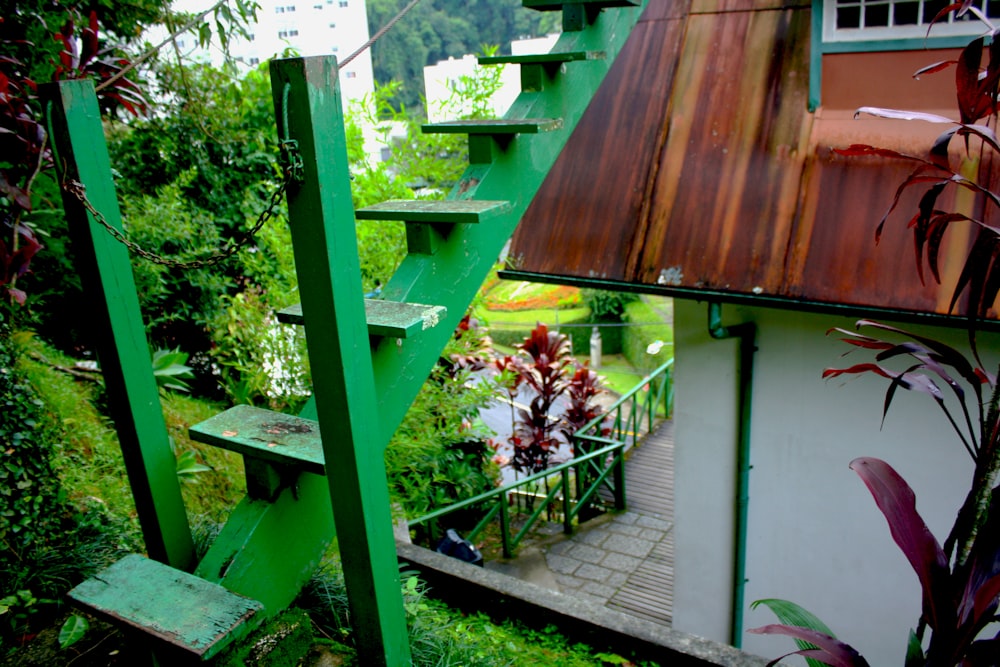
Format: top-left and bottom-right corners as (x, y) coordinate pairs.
(0, 0), (257, 315)
(366, 0), (558, 110)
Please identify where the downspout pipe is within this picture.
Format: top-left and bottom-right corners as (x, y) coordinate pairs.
(707, 302), (757, 648)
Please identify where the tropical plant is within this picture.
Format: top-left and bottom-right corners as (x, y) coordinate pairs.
(0, 0), (257, 314)
(507, 323), (572, 473)
(493, 323), (608, 476)
(750, 6), (1000, 665)
(385, 317), (499, 517)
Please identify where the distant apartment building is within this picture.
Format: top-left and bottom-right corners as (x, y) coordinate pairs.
(423, 34), (559, 123)
(157, 0), (375, 102)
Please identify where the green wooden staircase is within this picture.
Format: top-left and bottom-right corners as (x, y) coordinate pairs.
(57, 0), (647, 664)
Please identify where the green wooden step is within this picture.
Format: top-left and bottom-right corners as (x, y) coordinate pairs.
(478, 50), (606, 65)
(277, 299), (447, 338)
(523, 0), (640, 10)
(68, 554), (263, 661)
(355, 199), (511, 224)
(422, 118), (562, 135)
(190, 405), (325, 476)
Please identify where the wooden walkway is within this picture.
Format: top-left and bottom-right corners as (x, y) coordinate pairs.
(605, 420), (675, 625)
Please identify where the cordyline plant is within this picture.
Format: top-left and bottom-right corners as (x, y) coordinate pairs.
(749, 4), (1000, 665)
(493, 322), (608, 476)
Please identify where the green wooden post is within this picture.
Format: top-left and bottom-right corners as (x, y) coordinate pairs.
(41, 80), (195, 570)
(269, 57), (410, 666)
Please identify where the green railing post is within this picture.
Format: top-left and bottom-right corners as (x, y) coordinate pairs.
(614, 447), (627, 511)
(41, 80), (195, 571)
(269, 56), (409, 666)
(561, 472), (572, 534)
(499, 494), (512, 559)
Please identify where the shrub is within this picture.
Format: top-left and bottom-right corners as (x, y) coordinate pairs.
(581, 289), (638, 321)
(621, 298), (673, 373)
(385, 320), (499, 519)
(0, 328), (70, 582)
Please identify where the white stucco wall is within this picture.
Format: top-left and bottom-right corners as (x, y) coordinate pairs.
(672, 299), (985, 665)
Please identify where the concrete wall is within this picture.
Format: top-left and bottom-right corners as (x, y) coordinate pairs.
(672, 300), (985, 665)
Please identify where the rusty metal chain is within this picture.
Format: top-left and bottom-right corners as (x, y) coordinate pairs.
(62, 176), (289, 269)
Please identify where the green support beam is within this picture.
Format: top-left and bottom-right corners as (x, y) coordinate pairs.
(41, 80), (195, 571)
(370, 2), (647, 448)
(269, 57), (410, 666)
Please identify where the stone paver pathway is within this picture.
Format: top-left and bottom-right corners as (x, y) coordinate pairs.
(486, 420), (675, 625)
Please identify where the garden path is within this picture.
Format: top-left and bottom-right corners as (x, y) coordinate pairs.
(486, 420), (675, 626)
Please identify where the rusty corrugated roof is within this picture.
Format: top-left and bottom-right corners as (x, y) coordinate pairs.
(507, 0), (993, 319)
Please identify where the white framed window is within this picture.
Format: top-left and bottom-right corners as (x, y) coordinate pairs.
(249, 57), (260, 65)
(345, 71), (357, 78)
(338, 0), (348, 7)
(824, 0), (1000, 42)
(275, 6), (284, 12)
(286, 5), (296, 11)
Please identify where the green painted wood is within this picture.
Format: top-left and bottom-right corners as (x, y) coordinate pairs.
(370, 0), (648, 448)
(269, 56), (410, 666)
(523, 0), (640, 10)
(277, 299), (447, 338)
(478, 50), (606, 65)
(68, 554), (262, 661)
(189, 405), (324, 476)
(194, 472), (335, 615)
(422, 118), (562, 135)
(355, 199), (511, 223)
(41, 80), (195, 571)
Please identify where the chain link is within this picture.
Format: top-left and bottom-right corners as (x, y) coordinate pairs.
(63, 175), (289, 269)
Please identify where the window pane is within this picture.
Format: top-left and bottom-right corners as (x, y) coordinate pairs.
(893, 0), (919, 24)
(865, 2), (891, 26)
(922, 0), (949, 23)
(838, 5), (861, 28)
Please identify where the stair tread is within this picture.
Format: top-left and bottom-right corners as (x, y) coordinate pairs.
(524, 0), (640, 9)
(68, 554), (262, 660)
(277, 299), (447, 338)
(422, 118), (562, 135)
(190, 405), (325, 475)
(355, 199), (511, 224)
(478, 50), (606, 65)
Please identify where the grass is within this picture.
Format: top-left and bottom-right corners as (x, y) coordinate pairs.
(594, 355), (646, 396)
(300, 558), (657, 666)
(17, 335), (246, 525)
(9, 333), (658, 666)
(477, 304), (591, 327)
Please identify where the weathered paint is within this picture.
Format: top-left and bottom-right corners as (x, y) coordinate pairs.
(277, 300), (447, 338)
(355, 199), (511, 223)
(508, 0), (998, 321)
(194, 471), (335, 614)
(68, 554), (262, 660)
(190, 405), (325, 476)
(41, 80), (195, 571)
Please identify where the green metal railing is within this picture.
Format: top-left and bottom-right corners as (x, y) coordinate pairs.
(410, 359), (674, 559)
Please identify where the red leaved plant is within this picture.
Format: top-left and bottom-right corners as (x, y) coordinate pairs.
(751, 4), (1000, 664)
(0, 10), (146, 304)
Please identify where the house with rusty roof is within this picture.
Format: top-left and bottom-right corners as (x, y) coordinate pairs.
(501, 0), (1000, 662)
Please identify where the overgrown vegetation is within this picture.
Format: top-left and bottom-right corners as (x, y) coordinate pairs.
(299, 557), (653, 666)
(0, 5), (677, 663)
